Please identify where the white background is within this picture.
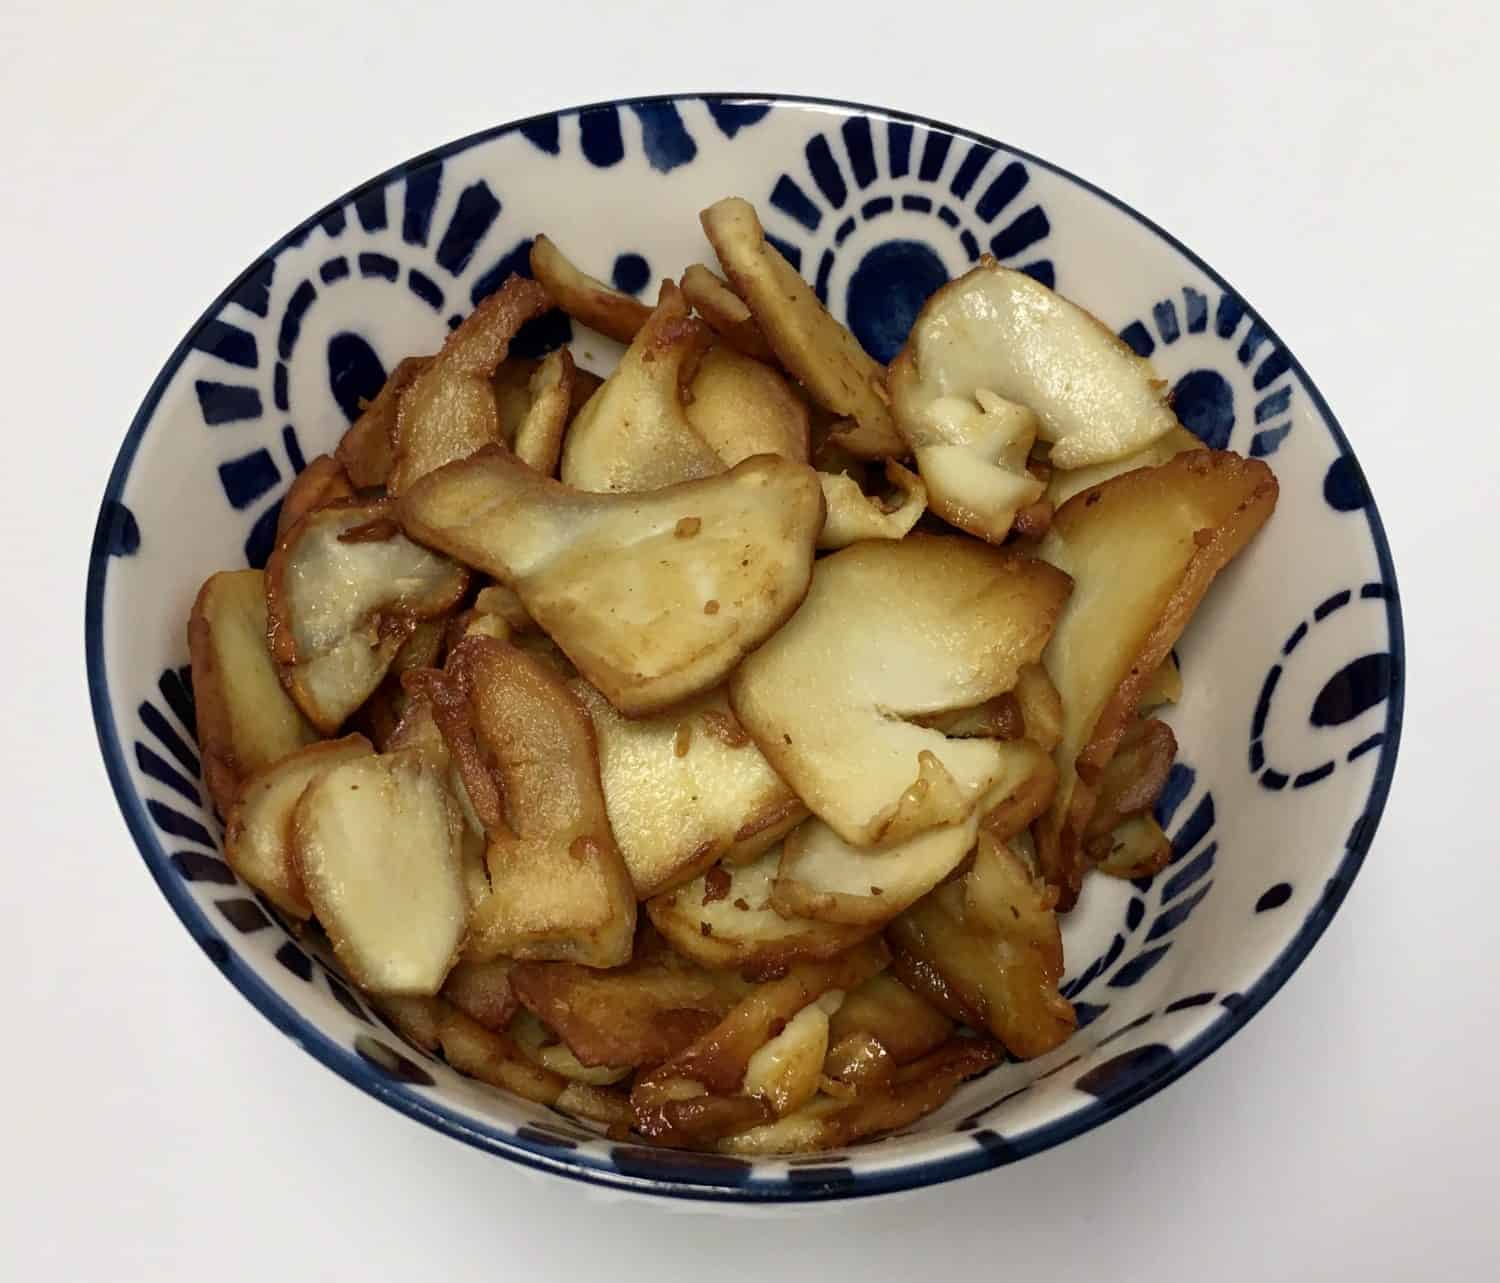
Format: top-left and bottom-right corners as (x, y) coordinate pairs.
(2, 1), (1495, 1278)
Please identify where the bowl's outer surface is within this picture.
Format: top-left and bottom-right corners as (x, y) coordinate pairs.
(87, 94), (1402, 1202)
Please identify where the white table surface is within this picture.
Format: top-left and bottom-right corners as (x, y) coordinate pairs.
(4, 1), (1495, 1277)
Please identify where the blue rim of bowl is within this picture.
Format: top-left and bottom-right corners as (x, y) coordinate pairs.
(85, 91), (1405, 1202)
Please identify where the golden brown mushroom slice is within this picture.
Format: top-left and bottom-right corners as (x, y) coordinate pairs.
(823, 973), (954, 1089)
(387, 276), (551, 494)
(729, 536), (1071, 847)
(682, 344), (809, 466)
(717, 1038), (999, 1154)
(400, 448), (824, 716)
(513, 347), (575, 476)
(890, 834), (1076, 1060)
(559, 282), (719, 492)
(223, 734), (374, 919)
(509, 1010), (632, 1085)
(265, 499), (469, 733)
(646, 845), (871, 976)
(510, 931), (744, 1068)
(529, 233), (652, 344)
(894, 261), (1179, 469)
(770, 740), (1057, 927)
(439, 637), (636, 967)
(1047, 424), (1203, 508)
(816, 461), (927, 550)
(335, 355), (429, 489)
(701, 197), (904, 458)
(679, 263), (775, 361)
(1036, 448), (1278, 905)
(1084, 716), (1177, 843)
(187, 569), (321, 816)
(291, 749), (470, 996)
(631, 941), (890, 1147)
(572, 681), (806, 898)
(440, 958), (517, 1032)
(274, 455), (355, 541)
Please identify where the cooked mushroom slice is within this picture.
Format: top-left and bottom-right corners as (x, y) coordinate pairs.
(188, 569), (320, 816)
(1084, 717), (1177, 841)
(888, 366), (1044, 543)
(560, 282), (719, 493)
(388, 276), (551, 494)
(513, 347), (575, 476)
(434, 1004), (633, 1129)
(742, 991), (845, 1117)
(265, 500), (469, 733)
(1093, 812), (1174, 879)
(529, 233), (652, 344)
(275, 455), (355, 541)
(335, 356), (429, 488)
(701, 197), (904, 458)
(1136, 653), (1183, 713)
(401, 449), (825, 716)
(730, 537), (1070, 847)
(771, 740), (1056, 926)
(573, 681), (807, 898)
(440, 958), (517, 1032)
(891, 261), (1179, 470)
(1014, 662), (1064, 752)
(510, 933), (744, 1069)
(473, 583), (534, 632)
(912, 692), (1024, 740)
(718, 1038), (999, 1154)
(1036, 449), (1278, 905)
(291, 749), (469, 996)
(491, 356), (540, 444)
(682, 345), (809, 466)
(816, 461), (927, 550)
(224, 734), (374, 918)
(442, 638), (636, 967)
(679, 263), (775, 361)
(509, 1010), (632, 1085)
(823, 973), (954, 1089)
(1047, 423), (1203, 508)
(631, 942), (890, 1147)
(371, 994), (445, 1053)
(646, 845), (870, 975)
(890, 834), (1075, 1059)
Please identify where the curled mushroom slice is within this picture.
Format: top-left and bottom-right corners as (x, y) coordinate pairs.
(701, 197), (904, 458)
(717, 1038), (999, 1154)
(823, 973), (954, 1089)
(729, 536), (1071, 847)
(770, 740), (1057, 926)
(265, 500), (469, 733)
(530, 233), (652, 344)
(890, 834), (1075, 1059)
(559, 282), (718, 492)
(631, 941), (890, 1147)
(1093, 812), (1173, 879)
(891, 260), (1178, 470)
(400, 449), (825, 716)
(512, 347), (575, 476)
(224, 734), (374, 919)
(816, 460), (927, 550)
(421, 637), (635, 968)
(679, 262), (774, 361)
(1083, 716), (1177, 842)
(291, 749), (470, 996)
(1036, 449), (1277, 905)
(646, 845), (871, 976)
(275, 455), (355, 541)
(912, 692), (1024, 741)
(1047, 423), (1203, 508)
(388, 276), (551, 494)
(510, 931), (744, 1068)
(888, 358), (1044, 542)
(682, 345), (809, 466)
(741, 990), (844, 1117)
(572, 681), (807, 898)
(336, 356), (429, 488)
(188, 569), (320, 817)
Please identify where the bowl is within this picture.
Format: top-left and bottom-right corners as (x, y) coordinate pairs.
(86, 93), (1403, 1202)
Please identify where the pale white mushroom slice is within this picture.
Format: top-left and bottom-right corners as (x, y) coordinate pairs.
(771, 738), (1056, 926)
(646, 845), (870, 975)
(291, 749), (469, 996)
(529, 233), (652, 344)
(891, 260), (1178, 470)
(1046, 423), (1203, 508)
(729, 536), (1071, 847)
(701, 197), (904, 458)
(571, 681), (807, 899)
(816, 460), (927, 550)
(223, 734), (374, 919)
(187, 569), (320, 816)
(400, 449), (825, 716)
(1035, 448), (1278, 906)
(265, 499), (468, 733)
(742, 990), (845, 1117)
(560, 282), (720, 493)
(388, 276), (551, 494)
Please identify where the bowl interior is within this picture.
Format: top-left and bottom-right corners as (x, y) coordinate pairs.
(88, 94), (1401, 1201)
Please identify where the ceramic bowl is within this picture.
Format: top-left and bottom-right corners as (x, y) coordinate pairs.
(86, 93), (1404, 1202)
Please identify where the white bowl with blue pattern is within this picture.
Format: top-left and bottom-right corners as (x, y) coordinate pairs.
(86, 93), (1404, 1203)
